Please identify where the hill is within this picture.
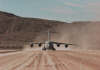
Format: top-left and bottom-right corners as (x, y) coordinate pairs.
(0, 11), (100, 50)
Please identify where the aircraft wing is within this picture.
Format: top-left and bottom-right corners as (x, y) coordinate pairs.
(30, 42), (45, 47)
(52, 42), (75, 45)
(33, 42), (45, 44)
(52, 42), (79, 48)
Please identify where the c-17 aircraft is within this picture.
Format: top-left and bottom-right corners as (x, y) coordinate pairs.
(30, 31), (78, 50)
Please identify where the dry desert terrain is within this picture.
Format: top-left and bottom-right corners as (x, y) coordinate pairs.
(0, 49), (100, 70)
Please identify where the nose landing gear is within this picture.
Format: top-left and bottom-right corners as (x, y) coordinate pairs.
(52, 48), (56, 51)
(42, 46), (46, 50)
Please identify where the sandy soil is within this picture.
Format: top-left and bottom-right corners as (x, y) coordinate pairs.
(0, 50), (100, 70)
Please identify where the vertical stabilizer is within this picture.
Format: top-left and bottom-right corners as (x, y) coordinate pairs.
(48, 30), (50, 41)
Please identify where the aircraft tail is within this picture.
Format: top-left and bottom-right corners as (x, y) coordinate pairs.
(48, 30), (50, 41)
(48, 31), (58, 41)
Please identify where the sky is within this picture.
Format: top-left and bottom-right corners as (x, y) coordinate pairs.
(0, 0), (100, 23)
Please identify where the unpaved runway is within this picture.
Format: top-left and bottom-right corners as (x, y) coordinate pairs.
(0, 50), (100, 70)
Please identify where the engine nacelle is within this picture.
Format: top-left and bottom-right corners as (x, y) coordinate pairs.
(38, 43), (42, 47)
(30, 44), (33, 47)
(57, 44), (60, 47)
(65, 44), (68, 48)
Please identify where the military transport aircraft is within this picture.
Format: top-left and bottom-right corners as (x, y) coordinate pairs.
(30, 31), (78, 50)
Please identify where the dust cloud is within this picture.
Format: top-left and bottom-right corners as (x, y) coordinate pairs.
(29, 22), (100, 50)
(50, 22), (100, 50)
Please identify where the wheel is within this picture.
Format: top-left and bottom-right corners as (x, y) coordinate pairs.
(52, 48), (56, 51)
(42, 46), (46, 50)
(42, 48), (46, 50)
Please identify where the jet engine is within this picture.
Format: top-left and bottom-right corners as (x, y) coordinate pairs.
(30, 44), (33, 47)
(65, 44), (68, 48)
(57, 44), (60, 47)
(38, 43), (42, 47)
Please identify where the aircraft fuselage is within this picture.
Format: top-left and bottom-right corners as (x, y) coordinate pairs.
(43, 41), (55, 50)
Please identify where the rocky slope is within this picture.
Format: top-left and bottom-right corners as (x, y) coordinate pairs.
(0, 11), (100, 50)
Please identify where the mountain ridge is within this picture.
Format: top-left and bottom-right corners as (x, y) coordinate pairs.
(0, 11), (100, 50)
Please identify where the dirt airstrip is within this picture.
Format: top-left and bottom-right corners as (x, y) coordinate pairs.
(0, 49), (100, 70)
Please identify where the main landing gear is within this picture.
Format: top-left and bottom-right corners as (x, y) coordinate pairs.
(42, 47), (56, 51)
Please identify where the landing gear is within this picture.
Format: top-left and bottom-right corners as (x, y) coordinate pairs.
(52, 48), (56, 51)
(42, 46), (46, 50)
(42, 46), (56, 51)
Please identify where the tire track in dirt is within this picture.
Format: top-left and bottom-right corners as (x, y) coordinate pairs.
(0, 50), (100, 70)
(48, 51), (69, 70)
(0, 51), (36, 67)
(11, 51), (39, 70)
(16, 51), (41, 70)
(50, 51), (80, 70)
(55, 51), (100, 70)
(29, 51), (57, 70)
(41, 51), (57, 70)
(0, 51), (37, 70)
(65, 51), (100, 70)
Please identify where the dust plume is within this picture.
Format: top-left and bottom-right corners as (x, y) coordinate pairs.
(49, 22), (100, 50)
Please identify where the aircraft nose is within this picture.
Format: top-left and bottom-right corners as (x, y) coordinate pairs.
(48, 44), (49, 47)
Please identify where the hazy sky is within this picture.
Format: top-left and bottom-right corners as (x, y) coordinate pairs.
(0, 0), (100, 22)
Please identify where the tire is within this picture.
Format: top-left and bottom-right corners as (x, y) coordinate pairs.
(42, 46), (46, 50)
(52, 48), (56, 51)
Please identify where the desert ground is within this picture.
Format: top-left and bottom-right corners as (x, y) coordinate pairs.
(0, 11), (100, 70)
(0, 49), (100, 70)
